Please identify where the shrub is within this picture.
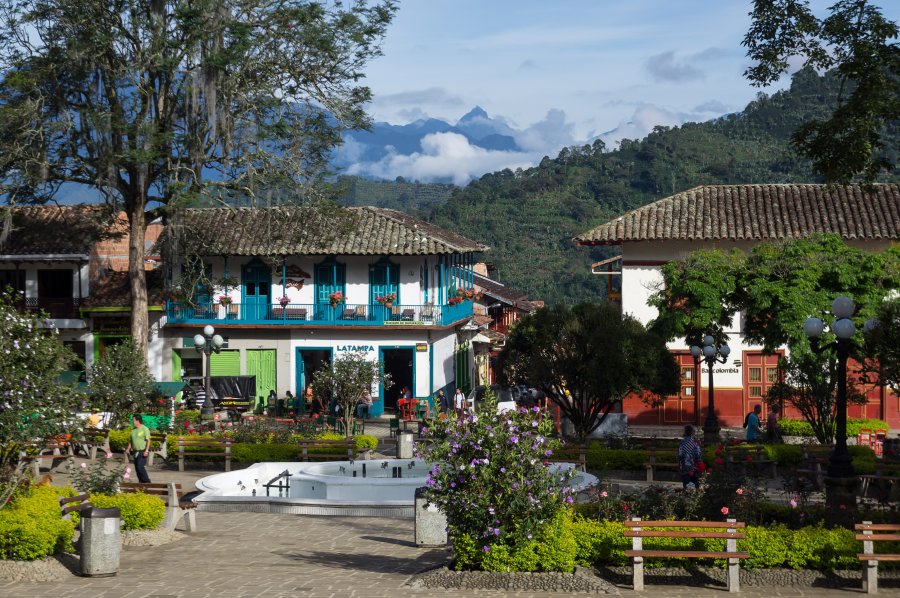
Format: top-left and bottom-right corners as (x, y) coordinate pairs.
(231, 443), (297, 462)
(421, 392), (574, 571)
(67, 455), (126, 494)
(779, 418), (889, 438)
(89, 492), (165, 530)
(585, 446), (647, 471)
(174, 410), (200, 431)
(470, 512), (577, 572)
(315, 432), (378, 451)
(0, 485), (76, 560)
(108, 429), (131, 452)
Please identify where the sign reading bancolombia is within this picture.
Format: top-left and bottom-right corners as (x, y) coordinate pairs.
(701, 367), (740, 374)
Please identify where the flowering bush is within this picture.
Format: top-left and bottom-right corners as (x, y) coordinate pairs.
(218, 295), (232, 306)
(67, 455), (128, 494)
(420, 391), (575, 571)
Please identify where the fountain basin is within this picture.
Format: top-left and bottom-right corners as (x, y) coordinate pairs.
(194, 459), (598, 517)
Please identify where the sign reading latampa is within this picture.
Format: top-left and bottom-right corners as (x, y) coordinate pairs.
(336, 344), (375, 352)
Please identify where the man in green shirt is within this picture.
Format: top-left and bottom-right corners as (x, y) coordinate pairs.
(126, 414), (152, 483)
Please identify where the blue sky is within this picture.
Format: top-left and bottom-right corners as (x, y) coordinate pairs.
(350, 1), (898, 181)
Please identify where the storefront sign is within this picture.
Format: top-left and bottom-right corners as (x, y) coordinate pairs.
(93, 316), (130, 334)
(416, 343), (428, 352)
(336, 344), (375, 352)
(701, 367), (740, 374)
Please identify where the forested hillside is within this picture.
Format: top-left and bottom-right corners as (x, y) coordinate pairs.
(426, 68), (900, 305)
(336, 176), (454, 215)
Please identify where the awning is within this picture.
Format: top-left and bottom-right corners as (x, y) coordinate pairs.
(471, 333), (493, 344)
(154, 381), (187, 397)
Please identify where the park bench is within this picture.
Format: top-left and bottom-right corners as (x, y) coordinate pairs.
(624, 518), (749, 592)
(74, 428), (111, 461)
(547, 444), (587, 472)
(121, 482), (198, 532)
(856, 521), (900, 594)
(298, 438), (356, 462)
(644, 446), (681, 482)
(796, 445), (833, 490)
(59, 492), (92, 520)
(177, 437), (232, 472)
(22, 438), (74, 477)
(271, 307), (307, 321)
(148, 432), (168, 466)
(859, 470), (900, 502)
(724, 445), (777, 478)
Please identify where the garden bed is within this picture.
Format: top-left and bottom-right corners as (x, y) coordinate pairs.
(407, 565), (619, 593)
(596, 565), (900, 589)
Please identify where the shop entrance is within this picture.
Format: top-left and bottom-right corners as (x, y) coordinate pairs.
(296, 348), (332, 414)
(381, 347), (414, 412)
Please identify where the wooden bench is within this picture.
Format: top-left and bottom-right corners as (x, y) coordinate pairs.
(22, 439), (74, 476)
(625, 518), (749, 592)
(74, 428), (111, 461)
(796, 445), (832, 490)
(856, 521), (900, 594)
(547, 444), (587, 472)
(298, 439), (356, 462)
(271, 307), (307, 320)
(59, 493), (92, 520)
(859, 474), (900, 502)
(121, 482), (198, 532)
(645, 447), (681, 482)
(148, 432), (168, 466)
(725, 445), (777, 478)
(177, 437), (232, 472)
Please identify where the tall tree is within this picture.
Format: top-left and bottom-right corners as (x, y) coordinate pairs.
(743, 0), (900, 183)
(499, 303), (679, 442)
(87, 339), (155, 428)
(0, 0), (396, 356)
(311, 350), (389, 438)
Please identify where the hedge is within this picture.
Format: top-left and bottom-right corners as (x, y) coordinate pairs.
(175, 433), (380, 463)
(568, 518), (894, 570)
(89, 492), (166, 530)
(778, 418), (889, 438)
(0, 486), (76, 561)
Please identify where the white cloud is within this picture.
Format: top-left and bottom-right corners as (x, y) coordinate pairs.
(513, 109), (577, 152)
(345, 132), (541, 185)
(600, 105), (686, 146)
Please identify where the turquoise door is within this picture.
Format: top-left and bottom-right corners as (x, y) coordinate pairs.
(369, 260), (398, 322)
(315, 260), (345, 320)
(242, 260), (272, 321)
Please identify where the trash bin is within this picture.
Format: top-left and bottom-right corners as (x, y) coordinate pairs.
(398, 430), (415, 459)
(80, 507), (121, 577)
(414, 487), (447, 546)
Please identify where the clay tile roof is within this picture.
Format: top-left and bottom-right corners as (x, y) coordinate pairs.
(472, 272), (528, 305)
(574, 184), (900, 245)
(161, 206), (487, 256)
(0, 205), (113, 256)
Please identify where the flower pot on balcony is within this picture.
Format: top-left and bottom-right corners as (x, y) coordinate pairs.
(383, 302), (393, 309)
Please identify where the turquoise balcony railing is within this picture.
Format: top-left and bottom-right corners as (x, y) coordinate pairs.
(165, 301), (473, 327)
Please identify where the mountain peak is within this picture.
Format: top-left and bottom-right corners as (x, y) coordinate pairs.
(459, 106), (489, 122)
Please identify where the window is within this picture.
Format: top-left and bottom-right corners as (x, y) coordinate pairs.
(37, 270), (73, 299)
(749, 367), (762, 382)
(0, 270), (25, 293)
(766, 367), (779, 383)
(682, 367), (694, 380)
(683, 386), (694, 396)
(749, 386), (762, 397)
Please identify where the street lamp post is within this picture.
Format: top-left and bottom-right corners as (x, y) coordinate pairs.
(803, 296), (857, 509)
(691, 335), (730, 445)
(194, 324), (224, 421)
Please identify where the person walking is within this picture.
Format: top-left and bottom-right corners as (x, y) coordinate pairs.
(746, 404), (763, 442)
(766, 404), (783, 443)
(453, 387), (465, 417)
(126, 414), (152, 483)
(677, 425), (702, 490)
(436, 389), (450, 414)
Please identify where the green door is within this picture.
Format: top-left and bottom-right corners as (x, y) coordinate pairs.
(210, 350), (240, 376)
(242, 260), (272, 321)
(246, 349), (276, 403)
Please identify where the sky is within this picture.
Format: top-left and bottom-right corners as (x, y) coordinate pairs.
(350, 0), (899, 183)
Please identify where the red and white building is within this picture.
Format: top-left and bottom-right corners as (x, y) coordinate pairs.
(575, 184), (900, 429)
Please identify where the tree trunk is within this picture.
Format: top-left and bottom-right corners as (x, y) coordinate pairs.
(128, 208), (149, 362)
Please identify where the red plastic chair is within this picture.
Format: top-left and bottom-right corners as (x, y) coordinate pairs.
(875, 429), (887, 456)
(858, 428), (873, 449)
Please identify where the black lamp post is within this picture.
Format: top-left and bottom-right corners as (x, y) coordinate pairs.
(803, 296), (857, 509)
(691, 335), (730, 445)
(194, 324), (224, 421)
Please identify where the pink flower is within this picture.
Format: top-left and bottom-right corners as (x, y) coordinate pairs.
(736, 488), (743, 495)
(105, 453), (112, 459)
(123, 472), (130, 480)
(789, 499), (797, 508)
(600, 491), (608, 498)
(125, 467), (131, 474)
(721, 507), (729, 515)
(80, 463), (87, 469)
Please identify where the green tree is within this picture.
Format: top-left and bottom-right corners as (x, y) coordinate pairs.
(88, 339), (155, 428)
(743, 0), (900, 183)
(0, 291), (81, 504)
(498, 303), (679, 442)
(863, 297), (900, 393)
(311, 351), (390, 437)
(0, 0), (396, 357)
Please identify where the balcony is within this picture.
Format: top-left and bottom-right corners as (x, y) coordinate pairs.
(165, 300), (474, 328)
(24, 297), (82, 319)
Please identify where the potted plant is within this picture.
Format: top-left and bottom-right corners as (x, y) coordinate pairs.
(328, 291), (345, 308)
(218, 295), (232, 306)
(375, 293), (396, 308)
(279, 295), (290, 308)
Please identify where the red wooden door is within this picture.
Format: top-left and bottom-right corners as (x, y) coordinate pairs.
(743, 352), (782, 418)
(663, 353), (698, 424)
